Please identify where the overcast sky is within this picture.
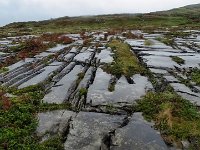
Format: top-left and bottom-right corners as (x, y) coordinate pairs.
(0, 0), (200, 26)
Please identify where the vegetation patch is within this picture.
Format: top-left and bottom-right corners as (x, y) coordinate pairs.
(102, 39), (146, 78)
(191, 68), (200, 85)
(105, 104), (117, 114)
(0, 84), (69, 149)
(170, 56), (185, 65)
(0, 67), (9, 74)
(137, 91), (200, 147)
(122, 31), (144, 39)
(144, 39), (154, 46)
(40, 135), (64, 150)
(165, 31), (191, 38)
(156, 37), (175, 47)
(79, 88), (88, 97)
(108, 82), (115, 92)
(39, 103), (72, 112)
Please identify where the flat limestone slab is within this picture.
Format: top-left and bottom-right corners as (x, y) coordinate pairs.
(36, 110), (76, 138)
(111, 113), (169, 150)
(42, 65), (83, 104)
(18, 62), (63, 89)
(64, 112), (125, 150)
(87, 73), (153, 106)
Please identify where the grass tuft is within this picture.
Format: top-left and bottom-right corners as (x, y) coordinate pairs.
(102, 39), (146, 78)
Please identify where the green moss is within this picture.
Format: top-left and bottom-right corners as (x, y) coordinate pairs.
(171, 56), (185, 65)
(103, 39), (146, 78)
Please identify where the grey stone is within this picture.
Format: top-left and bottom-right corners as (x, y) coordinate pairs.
(64, 112), (125, 150)
(111, 113), (169, 150)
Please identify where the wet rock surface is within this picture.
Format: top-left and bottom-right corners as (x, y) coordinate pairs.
(87, 74), (153, 106)
(1, 30), (200, 149)
(111, 113), (169, 150)
(42, 65), (84, 104)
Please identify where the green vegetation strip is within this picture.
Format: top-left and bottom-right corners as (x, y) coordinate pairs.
(137, 92), (200, 148)
(102, 39), (146, 77)
(191, 69), (200, 85)
(156, 37), (175, 47)
(0, 85), (70, 149)
(170, 56), (185, 65)
(0, 14), (196, 37)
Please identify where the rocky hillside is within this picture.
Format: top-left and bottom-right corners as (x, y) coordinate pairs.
(1, 29), (200, 149)
(1, 4), (200, 37)
(153, 3), (200, 17)
(1, 3), (200, 150)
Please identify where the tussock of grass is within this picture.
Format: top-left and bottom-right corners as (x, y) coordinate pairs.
(137, 92), (200, 146)
(102, 39), (146, 77)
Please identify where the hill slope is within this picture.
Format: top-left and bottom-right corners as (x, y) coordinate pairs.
(153, 3), (200, 17)
(0, 3), (200, 37)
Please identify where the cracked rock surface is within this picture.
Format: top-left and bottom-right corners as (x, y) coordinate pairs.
(1, 30), (200, 149)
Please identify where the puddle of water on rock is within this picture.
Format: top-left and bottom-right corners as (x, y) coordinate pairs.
(87, 71), (153, 106)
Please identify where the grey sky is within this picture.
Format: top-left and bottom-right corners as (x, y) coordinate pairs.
(0, 0), (200, 26)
